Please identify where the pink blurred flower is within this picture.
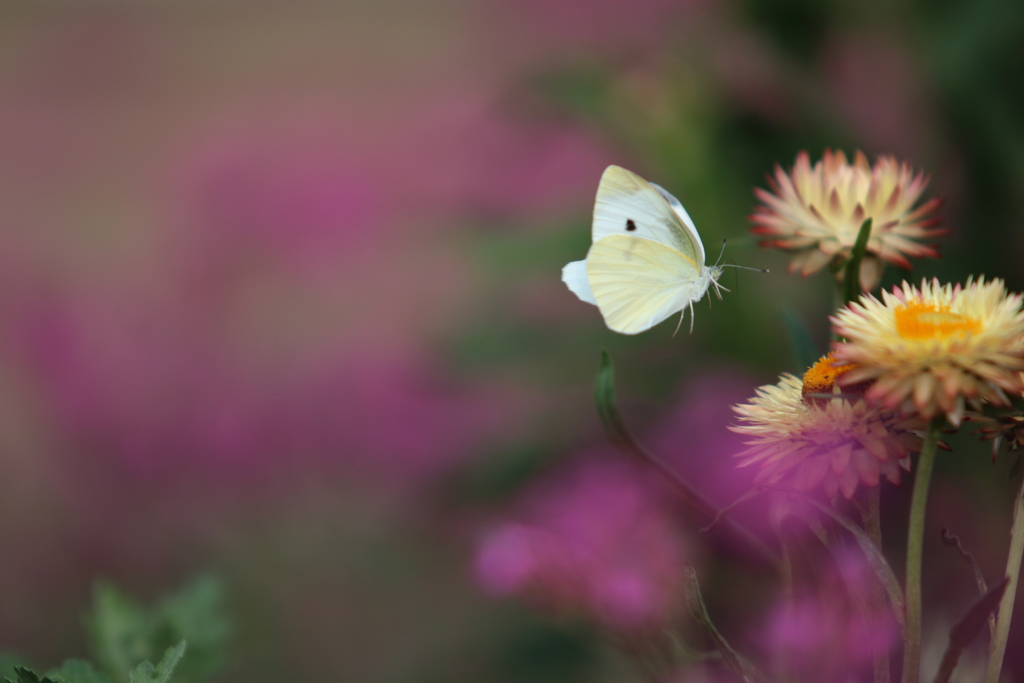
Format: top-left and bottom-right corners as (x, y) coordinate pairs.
(474, 457), (687, 635)
(646, 370), (787, 536)
(20, 285), (517, 492)
(648, 370), (828, 549)
(760, 548), (898, 682)
(173, 128), (390, 279)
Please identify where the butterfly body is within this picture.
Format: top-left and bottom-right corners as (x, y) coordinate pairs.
(562, 165), (725, 335)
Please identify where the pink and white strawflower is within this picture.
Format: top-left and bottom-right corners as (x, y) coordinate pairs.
(751, 150), (944, 291)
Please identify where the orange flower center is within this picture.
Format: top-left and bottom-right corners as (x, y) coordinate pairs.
(802, 353), (856, 397)
(894, 301), (980, 340)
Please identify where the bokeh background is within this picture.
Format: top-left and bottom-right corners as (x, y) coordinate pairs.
(1, 1), (1023, 681)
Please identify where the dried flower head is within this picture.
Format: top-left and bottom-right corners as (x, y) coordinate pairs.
(832, 278), (1024, 426)
(968, 412), (1024, 457)
(730, 354), (924, 499)
(751, 150), (944, 291)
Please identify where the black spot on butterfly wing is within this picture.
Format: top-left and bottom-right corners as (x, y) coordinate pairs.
(625, 219), (637, 232)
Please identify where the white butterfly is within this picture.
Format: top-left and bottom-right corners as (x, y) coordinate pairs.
(562, 165), (735, 335)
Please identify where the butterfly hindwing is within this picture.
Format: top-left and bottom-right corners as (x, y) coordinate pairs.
(561, 259), (596, 304)
(586, 235), (706, 334)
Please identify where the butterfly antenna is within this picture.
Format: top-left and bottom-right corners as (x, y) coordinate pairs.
(715, 238), (769, 274)
(721, 263), (770, 273)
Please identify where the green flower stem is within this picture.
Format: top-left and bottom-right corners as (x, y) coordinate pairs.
(902, 418), (942, 683)
(985, 468), (1024, 683)
(864, 487), (890, 683)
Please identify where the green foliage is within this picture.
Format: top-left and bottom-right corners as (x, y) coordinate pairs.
(2, 578), (226, 683)
(0, 656), (32, 682)
(45, 660), (111, 683)
(6, 667), (60, 683)
(128, 643), (186, 683)
(5, 646), (185, 683)
(87, 577), (227, 683)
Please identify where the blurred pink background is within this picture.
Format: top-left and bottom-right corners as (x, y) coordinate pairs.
(2, 1), (1023, 682)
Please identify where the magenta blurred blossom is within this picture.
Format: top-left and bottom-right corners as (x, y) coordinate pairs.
(761, 547), (898, 682)
(647, 371), (771, 526)
(19, 284), (519, 491)
(474, 457), (687, 634)
(182, 137), (386, 268)
(176, 97), (609, 254)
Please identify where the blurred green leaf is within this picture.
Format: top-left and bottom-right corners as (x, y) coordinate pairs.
(45, 660), (111, 683)
(0, 656), (32, 682)
(87, 578), (227, 683)
(89, 583), (151, 683)
(5, 667), (59, 683)
(152, 579), (227, 683)
(128, 643), (185, 683)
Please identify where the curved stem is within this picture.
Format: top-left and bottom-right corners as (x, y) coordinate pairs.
(863, 487), (890, 683)
(902, 419), (942, 683)
(986, 469), (1024, 683)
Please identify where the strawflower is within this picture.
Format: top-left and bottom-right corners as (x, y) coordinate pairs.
(832, 277), (1024, 425)
(751, 150), (944, 291)
(731, 354), (924, 499)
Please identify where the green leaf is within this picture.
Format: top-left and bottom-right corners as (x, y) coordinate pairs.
(152, 579), (227, 683)
(6, 666), (58, 683)
(87, 584), (152, 683)
(593, 350), (636, 455)
(128, 643), (185, 683)
(842, 218), (873, 304)
(45, 660), (112, 683)
(87, 578), (228, 683)
(0, 655), (32, 682)
(934, 579), (1009, 683)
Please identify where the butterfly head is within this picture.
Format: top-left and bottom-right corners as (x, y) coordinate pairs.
(707, 265), (727, 300)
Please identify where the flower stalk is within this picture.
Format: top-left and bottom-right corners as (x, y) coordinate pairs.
(862, 487), (891, 683)
(901, 418), (942, 683)
(985, 469), (1024, 683)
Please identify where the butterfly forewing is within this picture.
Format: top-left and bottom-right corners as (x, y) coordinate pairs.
(586, 234), (704, 334)
(593, 166), (705, 267)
